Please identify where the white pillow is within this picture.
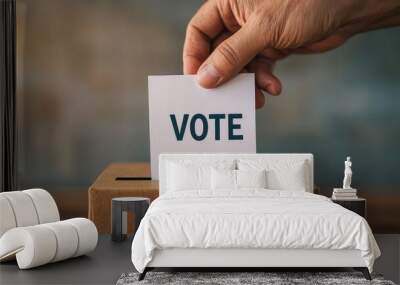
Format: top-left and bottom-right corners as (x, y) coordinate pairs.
(211, 169), (267, 190)
(238, 159), (307, 191)
(211, 168), (236, 190)
(267, 165), (306, 191)
(167, 162), (209, 191)
(236, 169), (267, 189)
(166, 160), (235, 191)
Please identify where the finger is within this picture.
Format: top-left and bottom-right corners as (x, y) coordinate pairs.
(240, 67), (265, 109)
(211, 32), (231, 51)
(183, 1), (225, 74)
(259, 48), (289, 61)
(255, 88), (265, 109)
(248, 57), (282, 96)
(240, 68), (265, 109)
(197, 17), (265, 88)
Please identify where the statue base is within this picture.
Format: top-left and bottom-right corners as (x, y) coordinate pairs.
(333, 188), (357, 192)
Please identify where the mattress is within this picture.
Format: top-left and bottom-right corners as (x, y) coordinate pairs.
(131, 190), (380, 273)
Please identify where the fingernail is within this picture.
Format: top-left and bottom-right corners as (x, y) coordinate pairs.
(273, 84), (282, 95)
(267, 82), (281, 95)
(197, 64), (221, 88)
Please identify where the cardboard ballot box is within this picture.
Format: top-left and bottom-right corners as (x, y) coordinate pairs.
(88, 162), (158, 234)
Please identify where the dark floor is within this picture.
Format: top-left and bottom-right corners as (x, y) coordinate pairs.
(1, 235), (399, 285)
(0, 235), (134, 285)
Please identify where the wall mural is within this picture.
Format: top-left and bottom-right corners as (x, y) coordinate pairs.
(16, 0), (400, 193)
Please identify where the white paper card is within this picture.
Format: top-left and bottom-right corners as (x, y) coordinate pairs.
(148, 74), (256, 179)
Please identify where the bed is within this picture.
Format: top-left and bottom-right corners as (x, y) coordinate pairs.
(131, 153), (380, 280)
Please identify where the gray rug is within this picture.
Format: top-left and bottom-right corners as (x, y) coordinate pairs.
(116, 272), (396, 285)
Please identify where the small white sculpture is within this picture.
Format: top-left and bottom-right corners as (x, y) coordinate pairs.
(342, 156), (353, 189)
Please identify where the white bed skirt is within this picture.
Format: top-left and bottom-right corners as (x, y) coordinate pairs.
(148, 248), (366, 268)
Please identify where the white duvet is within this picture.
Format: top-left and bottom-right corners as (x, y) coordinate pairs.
(131, 190), (380, 273)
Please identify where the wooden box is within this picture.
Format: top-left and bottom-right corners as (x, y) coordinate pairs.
(88, 162), (158, 234)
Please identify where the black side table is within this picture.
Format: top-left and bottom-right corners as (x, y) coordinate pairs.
(331, 197), (366, 218)
(111, 197), (150, 241)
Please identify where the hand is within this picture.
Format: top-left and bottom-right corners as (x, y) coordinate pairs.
(183, 0), (400, 108)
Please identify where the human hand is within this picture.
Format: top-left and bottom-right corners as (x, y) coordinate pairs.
(183, 0), (400, 108)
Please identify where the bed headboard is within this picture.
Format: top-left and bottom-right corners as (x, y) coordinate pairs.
(158, 153), (314, 195)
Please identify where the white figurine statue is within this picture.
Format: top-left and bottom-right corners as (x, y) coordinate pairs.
(343, 156), (353, 189)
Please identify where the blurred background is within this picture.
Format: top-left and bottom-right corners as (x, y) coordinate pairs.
(16, 0), (400, 229)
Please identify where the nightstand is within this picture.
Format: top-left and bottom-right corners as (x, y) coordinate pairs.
(111, 197), (150, 242)
(331, 197), (366, 218)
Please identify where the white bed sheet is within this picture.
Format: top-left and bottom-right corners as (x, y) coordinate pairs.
(131, 190), (380, 273)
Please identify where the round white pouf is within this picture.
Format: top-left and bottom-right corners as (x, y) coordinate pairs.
(42, 221), (79, 262)
(65, 218), (98, 257)
(0, 196), (17, 237)
(23, 189), (60, 224)
(0, 226), (57, 269)
(0, 218), (98, 269)
(1, 191), (39, 227)
(0, 189), (98, 269)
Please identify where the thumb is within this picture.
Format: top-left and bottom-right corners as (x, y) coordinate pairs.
(197, 19), (265, 88)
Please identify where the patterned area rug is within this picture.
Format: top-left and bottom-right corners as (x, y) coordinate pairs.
(116, 272), (395, 285)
